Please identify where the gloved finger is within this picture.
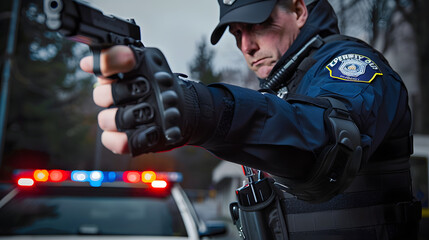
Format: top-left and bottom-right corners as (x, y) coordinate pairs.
(115, 103), (156, 131)
(127, 125), (162, 156)
(111, 76), (151, 105)
(101, 131), (129, 154)
(98, 108), (117, 131)
(79, 45), (136, 77)
(93, 84), (114, 108)
(93, 73), (150, 107)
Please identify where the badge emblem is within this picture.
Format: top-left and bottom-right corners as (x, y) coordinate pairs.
(223, 0), (237, 5)
(326, 54), (382, 83)
(339, 59), (366, 77)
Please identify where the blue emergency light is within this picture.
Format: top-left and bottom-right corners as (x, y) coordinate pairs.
(13, 169), (183, 188)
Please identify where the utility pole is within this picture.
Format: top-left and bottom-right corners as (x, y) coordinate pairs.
(0, 0), (21, 167)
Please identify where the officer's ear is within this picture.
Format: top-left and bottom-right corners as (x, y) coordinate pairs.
(293, 0), (308, 29)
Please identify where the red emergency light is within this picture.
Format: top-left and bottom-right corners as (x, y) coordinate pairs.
(124, 171), (141, 183)
(13, 169), (182, 189)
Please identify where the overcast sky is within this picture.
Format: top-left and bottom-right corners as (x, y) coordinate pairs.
(88, 0), (246, 76)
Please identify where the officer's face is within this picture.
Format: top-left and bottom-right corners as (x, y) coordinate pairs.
(229, 2), (307, 79)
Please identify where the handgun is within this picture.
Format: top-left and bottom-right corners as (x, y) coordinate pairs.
(43, 0), (143, 76)
(43, 0), (187, 155)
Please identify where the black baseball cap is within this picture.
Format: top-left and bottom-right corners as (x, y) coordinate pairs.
(210, 0), (277, 45)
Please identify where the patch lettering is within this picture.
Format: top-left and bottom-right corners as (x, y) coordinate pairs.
(326, 54), (382, 83)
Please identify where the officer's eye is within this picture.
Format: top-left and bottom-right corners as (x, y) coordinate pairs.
(229, 25), (240, 36)
(233, 30), (242, 38)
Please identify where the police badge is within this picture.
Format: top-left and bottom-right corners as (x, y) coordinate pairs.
(326, 54), (383, 83)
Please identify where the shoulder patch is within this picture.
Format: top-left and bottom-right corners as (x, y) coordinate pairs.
(325, 54), (382, 83)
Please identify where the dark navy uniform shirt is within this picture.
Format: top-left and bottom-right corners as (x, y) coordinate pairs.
(202, 0), (411, 181)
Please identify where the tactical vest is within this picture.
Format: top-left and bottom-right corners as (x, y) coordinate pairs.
(258, 34), (421, 240)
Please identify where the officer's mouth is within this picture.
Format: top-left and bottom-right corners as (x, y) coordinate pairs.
(252, 57), (270, 67)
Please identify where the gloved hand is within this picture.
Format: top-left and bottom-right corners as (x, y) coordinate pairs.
(80, 46), (204, 156)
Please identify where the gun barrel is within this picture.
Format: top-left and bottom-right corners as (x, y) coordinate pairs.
(44, 0), (141, 48)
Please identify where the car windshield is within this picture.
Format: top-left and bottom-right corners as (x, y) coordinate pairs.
(0, 187), (188, 236)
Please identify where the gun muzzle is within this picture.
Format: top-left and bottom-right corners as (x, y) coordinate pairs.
(44, 0), (63, 30)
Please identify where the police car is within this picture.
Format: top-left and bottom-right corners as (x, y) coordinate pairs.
(0, 169), (226, 239)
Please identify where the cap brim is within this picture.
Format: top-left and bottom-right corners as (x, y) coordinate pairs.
(210, 1), (277, 45)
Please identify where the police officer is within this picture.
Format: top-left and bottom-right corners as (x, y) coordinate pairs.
(80, 0), (421, 239)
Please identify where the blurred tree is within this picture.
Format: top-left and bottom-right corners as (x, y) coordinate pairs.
(399, 0), (429, 134)
(1, 0), (98, 178)
(0, 1), (13, 74)
(189, 37), (221, 84)
(331, 0), (397, 52)
(220, 67), (259, 90)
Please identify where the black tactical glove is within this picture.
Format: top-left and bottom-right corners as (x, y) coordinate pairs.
(110, 46), (211, 156)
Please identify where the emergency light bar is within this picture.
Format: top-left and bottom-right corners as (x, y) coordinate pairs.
(13, 169), (182, 188)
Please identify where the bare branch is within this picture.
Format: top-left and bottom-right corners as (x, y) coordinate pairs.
(394, 0), (413, 25)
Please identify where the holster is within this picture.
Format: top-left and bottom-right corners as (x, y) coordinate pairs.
(230, 178), (289, 240)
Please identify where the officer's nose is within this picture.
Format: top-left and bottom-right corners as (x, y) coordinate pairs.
(240, 31), (258, 56)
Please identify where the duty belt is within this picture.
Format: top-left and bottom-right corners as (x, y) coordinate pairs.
(283, 200), (421, 233)
(277, 166), (421, 234)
